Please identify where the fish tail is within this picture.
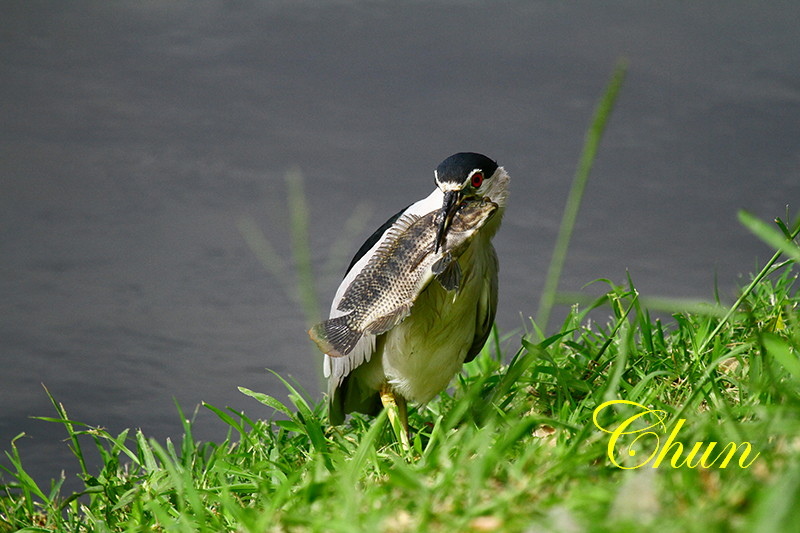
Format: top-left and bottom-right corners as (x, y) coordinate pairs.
(307, 315), (362, 357)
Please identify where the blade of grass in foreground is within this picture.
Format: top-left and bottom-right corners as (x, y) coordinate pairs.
(739, 210), (800, 262)
(696, 214), (800, 356)
(536, 59), (627, 332)
(670, 214), (800, 422)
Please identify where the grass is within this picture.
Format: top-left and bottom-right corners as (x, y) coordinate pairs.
(2, 253), (800, 532)
(536, 60), (627, 331)
(3, 64), (800, 531)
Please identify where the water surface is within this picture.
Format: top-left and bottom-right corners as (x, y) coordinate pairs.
(2, 1), (799, 486)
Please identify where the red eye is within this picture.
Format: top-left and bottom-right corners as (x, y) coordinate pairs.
(471, 171), (484, 188)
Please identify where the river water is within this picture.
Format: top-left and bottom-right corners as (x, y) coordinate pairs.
(2, 1), (799, 486)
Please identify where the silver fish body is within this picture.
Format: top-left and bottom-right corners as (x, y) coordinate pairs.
(309, 198), (498, 357)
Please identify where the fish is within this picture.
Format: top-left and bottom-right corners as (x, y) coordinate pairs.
(308, 198), (498, 358)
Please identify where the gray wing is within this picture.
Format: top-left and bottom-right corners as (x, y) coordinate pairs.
(464, 245), (498, 363)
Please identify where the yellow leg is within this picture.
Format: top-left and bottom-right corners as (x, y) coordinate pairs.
(380, 384), (411, 450)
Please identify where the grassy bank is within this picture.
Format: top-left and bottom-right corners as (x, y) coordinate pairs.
(4, 63), (800, 530)
(2, 247), (800, 531)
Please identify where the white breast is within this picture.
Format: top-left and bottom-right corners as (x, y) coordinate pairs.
(380, 235), (492, 403)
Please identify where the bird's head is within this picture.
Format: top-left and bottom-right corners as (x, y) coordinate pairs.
(433, 152), (509, 252)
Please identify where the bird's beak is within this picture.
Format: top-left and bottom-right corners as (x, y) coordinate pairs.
(435, 189), (463, 253)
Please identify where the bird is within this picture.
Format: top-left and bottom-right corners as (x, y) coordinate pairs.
(315, 152), (509, 440)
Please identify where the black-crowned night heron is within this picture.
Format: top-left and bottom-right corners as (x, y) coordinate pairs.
(311, 152), (509, 440)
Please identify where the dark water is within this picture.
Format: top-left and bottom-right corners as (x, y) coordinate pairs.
(2, 1), (799, 487)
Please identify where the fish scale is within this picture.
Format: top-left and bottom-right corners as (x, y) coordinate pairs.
(309, 198), (497, 357)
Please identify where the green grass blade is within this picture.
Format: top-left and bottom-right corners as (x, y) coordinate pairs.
(236, 214), (289, 288)
(536, 60), (628, 331)
(739, 210), (800, 262)
(286, 167), (322, 327)
(761, 332), (800, 381)
(695, 214), (800, 357)
(41, 386), (90, 478)
(3, 435), (48, 510)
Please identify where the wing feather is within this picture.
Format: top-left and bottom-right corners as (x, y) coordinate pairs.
(465, 244), (498, 363)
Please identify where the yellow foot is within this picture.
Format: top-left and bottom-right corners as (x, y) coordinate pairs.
(380, 385), (411, 450)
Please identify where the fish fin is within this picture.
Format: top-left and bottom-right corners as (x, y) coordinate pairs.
(431, 252), (451, 275)
(308, 315), (361, 357)
(364, 303), (412, 335)
(436, 256), (462, 292)
(371, 213), (422, 264)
